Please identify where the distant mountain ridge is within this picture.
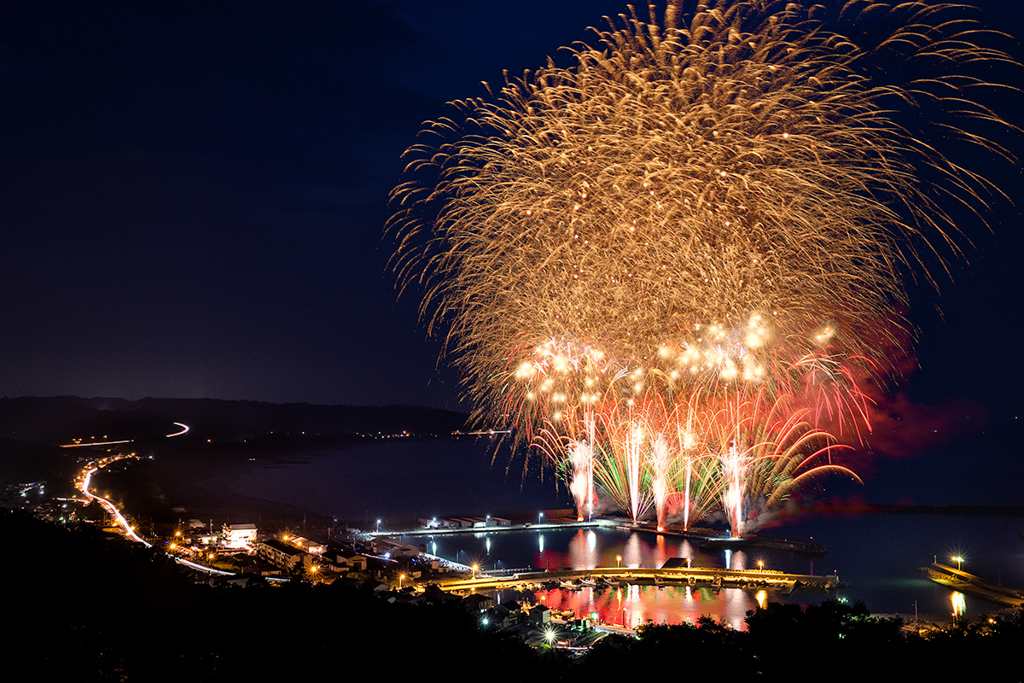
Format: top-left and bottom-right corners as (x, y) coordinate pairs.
(0, 396), (470, 443)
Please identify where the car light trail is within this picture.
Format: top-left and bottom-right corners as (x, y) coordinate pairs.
(78, 458), (233, 576)
(165, 422), (190, 437)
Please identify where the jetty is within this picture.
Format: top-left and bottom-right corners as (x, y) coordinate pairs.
(439, 562), (837, 594)
(919, 563), (1024, 609)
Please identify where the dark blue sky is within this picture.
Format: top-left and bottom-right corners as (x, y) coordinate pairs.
(1, 0), (1022, 426)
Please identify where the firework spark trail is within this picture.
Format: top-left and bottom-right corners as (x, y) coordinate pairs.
(650, 432), (672, 530)
(389, 1), (1016, 529)
(568, 438), (596, 520)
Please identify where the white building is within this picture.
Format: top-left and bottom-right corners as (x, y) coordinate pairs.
(222, 523), (258, 549)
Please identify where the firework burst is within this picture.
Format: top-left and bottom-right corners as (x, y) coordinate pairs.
(388, 0), (1016, 530)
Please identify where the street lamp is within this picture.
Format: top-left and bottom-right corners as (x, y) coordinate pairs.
(376, 519), (382, 533)
(538, 512), (544, 524)
(616, 555), (622, 569)
(952, 555), (964, 571)
(472, 564), (479, 580)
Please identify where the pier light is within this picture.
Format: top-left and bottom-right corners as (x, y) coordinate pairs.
(472, 564), (479, 580)
(758, 560), (764, 571)
(376, 519), (382, 532)
(951, 555), (964, 571)
(616, 555), (622, 568)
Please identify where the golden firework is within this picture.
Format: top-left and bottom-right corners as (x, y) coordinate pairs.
(388, 0), (1016, 527)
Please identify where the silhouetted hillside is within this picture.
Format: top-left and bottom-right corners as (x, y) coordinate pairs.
(0, 396), (470, 443)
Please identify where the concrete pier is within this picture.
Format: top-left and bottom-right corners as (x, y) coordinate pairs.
(921, 563), (1024, 608)
(440, 564), (837, 593)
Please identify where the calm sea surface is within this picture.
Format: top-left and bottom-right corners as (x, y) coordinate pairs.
(225, 437), (1024, 624)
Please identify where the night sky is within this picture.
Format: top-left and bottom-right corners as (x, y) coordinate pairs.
(2, 0), (1022, 432)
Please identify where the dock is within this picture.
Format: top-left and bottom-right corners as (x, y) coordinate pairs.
(439, 564), (837, 593)
(920, 563), (1024, 609)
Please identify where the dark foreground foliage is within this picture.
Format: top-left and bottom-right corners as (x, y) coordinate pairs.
(5, 510), (1022, 682)
(3, 510), (538, 681)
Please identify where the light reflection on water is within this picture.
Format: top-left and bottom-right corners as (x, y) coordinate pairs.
(536, 584), (760, 631)
(413, 526), (815, 576)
